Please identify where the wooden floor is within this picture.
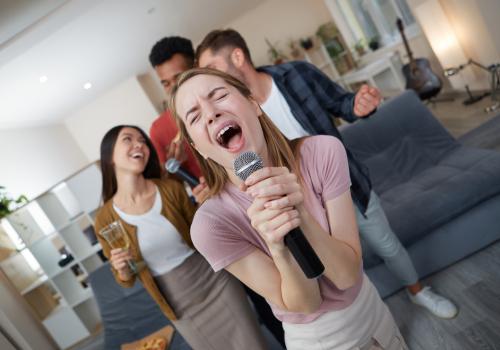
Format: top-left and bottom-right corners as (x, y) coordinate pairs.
(385, 241), (500, 350)
(427, 92), (499, 138)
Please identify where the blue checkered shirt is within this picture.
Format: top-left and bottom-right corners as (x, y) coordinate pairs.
(259, 61), (372, 213)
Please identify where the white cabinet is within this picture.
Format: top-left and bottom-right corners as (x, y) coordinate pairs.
(341, 52), (406, 96)
(0, 162), (104, 349)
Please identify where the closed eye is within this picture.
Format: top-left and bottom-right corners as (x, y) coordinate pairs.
(189, 114), (200, 125)
(216, 92), (228, 101)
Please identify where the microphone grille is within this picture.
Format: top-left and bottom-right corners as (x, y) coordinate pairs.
(233, 151), (263, 181)
(165, 158), (180, 174)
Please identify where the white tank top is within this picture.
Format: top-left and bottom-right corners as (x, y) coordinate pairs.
(113, 188), (194, 276)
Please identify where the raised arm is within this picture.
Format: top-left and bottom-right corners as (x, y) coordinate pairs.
(245, 167), (361, 290)
(299, 190), (362, 289)
(303, 62), (358, 123)
(245, 136), (362, 290)
(303, 62), (380, 121)
(191, 198), (322, 314)
(226, 198), (322, 314)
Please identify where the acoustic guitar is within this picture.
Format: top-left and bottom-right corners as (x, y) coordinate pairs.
(397, 18), (442, 100)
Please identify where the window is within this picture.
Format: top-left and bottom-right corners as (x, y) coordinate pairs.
(336, 0), (416, 46)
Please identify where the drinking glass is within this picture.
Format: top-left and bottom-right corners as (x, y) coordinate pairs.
(99, 221), (137, 274)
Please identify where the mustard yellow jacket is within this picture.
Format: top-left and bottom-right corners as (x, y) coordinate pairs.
(94, 178), (196, 320)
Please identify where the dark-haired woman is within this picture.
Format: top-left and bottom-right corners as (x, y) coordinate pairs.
(94, 125), (267, 350)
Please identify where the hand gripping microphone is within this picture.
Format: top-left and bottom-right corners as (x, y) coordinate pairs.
(166, 158), (199, 187)
(234, 151), (324, 279)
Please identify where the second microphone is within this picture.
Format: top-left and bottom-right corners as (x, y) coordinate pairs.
(166, 158), (199, 187)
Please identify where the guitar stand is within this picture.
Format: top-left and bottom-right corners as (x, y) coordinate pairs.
(425, 94), (455, 107)
(444, 61), (499, 112)
(462, 85), (490, 105)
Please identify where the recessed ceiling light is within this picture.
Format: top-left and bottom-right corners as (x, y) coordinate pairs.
(83, 82), (92, 90)
(39, 75), (48, 83)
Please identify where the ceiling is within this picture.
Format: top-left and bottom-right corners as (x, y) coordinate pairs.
(0, 0), (265, 130)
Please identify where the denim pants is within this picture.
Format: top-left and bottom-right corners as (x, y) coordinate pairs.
(354, 191), (418, 286)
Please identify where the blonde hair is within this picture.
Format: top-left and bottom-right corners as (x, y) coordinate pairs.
(169, 67), (302, 197)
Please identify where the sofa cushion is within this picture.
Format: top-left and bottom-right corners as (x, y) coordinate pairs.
(378, 146), (500, 245)
(358, 135), (455, 194)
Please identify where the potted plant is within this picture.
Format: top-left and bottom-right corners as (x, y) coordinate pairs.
(0, 186), (28, 261)
(299, 37), (314, 51)
(265, 38), (288, 65)
(368, 36), (380, 51)
(354, 39), (366, 56)
(288, 40), (302, 60)
(316, 22), (339, 43)
(0, 186), (28, 219)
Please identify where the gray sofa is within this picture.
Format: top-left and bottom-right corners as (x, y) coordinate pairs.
(340, 90), (500, 298)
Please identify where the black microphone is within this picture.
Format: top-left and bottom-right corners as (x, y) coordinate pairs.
(234, 151), (325, 279)
(166, 158), (199, 187)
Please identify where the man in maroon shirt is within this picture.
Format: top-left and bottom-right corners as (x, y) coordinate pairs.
(149, 36), (209, 203)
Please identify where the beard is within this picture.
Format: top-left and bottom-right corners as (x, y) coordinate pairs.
(226, 61), (248, 86)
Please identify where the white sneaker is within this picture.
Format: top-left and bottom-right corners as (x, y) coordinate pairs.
(408, 286), (458, 319)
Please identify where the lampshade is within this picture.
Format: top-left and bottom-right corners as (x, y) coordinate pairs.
(414, 0), (471, 90)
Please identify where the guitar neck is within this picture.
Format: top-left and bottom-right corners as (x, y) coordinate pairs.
(402, 34), (415, 63)
(397, 18), (415, 63)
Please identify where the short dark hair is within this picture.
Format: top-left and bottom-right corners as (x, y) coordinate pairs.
(100, 125), (161, 203)
(195, 29), (253, 66)
(149, 36), (195, 68)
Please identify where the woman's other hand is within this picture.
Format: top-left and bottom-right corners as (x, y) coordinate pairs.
(193, 176), (210, 204)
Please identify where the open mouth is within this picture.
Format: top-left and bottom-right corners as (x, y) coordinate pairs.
(216, 123), (243, 150)
(130, 152), (144, 160)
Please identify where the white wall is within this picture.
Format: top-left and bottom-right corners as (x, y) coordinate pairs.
(64, 76), (158, 162)
(224, 0), (332, 66)
(479, 0), (500, 58)
(407, 0), (499, 90)
(0, 124), (88, 200)
(440, 0), (499, 88)
(137, 72), (165, 115)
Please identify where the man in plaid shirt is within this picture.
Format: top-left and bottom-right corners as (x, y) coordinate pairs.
(195, 29), (458, 320)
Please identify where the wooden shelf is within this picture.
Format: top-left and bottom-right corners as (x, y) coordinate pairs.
(0, 247), (27, 266)
(20, 274), (49, 295)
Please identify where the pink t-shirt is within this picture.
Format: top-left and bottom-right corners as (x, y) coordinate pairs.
(191, 135), (363, 324)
